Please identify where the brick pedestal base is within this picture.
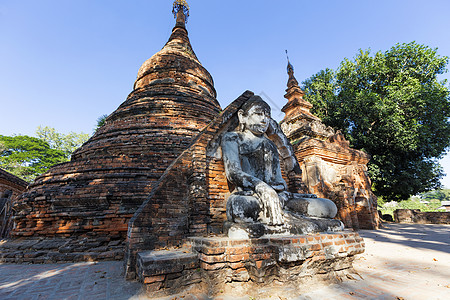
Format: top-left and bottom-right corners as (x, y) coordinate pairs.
(136, 231), (365, 298)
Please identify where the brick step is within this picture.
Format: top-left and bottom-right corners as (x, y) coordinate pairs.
(136, 249), (201, 295)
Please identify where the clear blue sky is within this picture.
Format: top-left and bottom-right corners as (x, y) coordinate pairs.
(1, 0), (450, 186)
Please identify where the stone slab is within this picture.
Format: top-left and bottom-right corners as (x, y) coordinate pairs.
(137, 249), (199, 275)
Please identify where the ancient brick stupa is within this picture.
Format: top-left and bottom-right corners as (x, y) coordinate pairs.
(10, 1), (221, 244)
(280, 59), (380, 229)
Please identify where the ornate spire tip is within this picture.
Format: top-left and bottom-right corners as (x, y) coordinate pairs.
(173, 0), (190, 23)
(285, 49), (294, 73)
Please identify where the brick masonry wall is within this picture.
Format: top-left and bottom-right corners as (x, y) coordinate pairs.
(290, 135), (380, 231)
(192, 232), (364, 273)
(206, 158), (229, 234)
(0, 237), (124, 263)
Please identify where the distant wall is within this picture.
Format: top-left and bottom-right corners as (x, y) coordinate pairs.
(394, 209), (450, 224)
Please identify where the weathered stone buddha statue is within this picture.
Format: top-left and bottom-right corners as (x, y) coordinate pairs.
(221, 96), (343, 238)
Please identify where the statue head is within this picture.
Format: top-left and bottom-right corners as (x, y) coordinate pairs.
(238, 96), (271, 135)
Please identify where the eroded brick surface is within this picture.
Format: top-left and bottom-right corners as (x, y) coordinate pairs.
(0, 237), (124, 263)
(0, 169), (27, 199)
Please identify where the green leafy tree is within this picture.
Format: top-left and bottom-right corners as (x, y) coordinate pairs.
(0, 127), (89, 182)
(420, 189), (450, 202)
(302, 42), (450, 201)
(0, 135), (67, 182)
(36, 126), (89, 158)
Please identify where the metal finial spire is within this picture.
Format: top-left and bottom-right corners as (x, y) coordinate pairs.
(285, 50), (299, 89)
(173, 0), (190, 23)
(285, 49), (294, 73)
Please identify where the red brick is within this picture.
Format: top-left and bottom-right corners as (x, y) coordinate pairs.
(226, 247), (249, 255)
(255, 260), (264, 269)
(143, 275), (165, 284)
(229, 262), (245, 269)
(310, 244), (322, 251)
(228, 253), (250, 262)
(200, 261), (226, 270)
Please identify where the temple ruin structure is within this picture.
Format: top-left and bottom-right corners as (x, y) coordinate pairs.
(1, 2), (368, 297)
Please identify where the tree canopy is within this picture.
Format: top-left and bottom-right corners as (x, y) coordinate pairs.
(302, 42), (450, 201)
(420, 189), (450, 202)
(0, 127), (90, 182)
(0, 135), (67, 182)
(36, 126), (89, 158)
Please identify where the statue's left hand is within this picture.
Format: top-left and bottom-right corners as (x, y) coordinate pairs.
(271, 183), (286, 191)
(255, 182), (284, 226)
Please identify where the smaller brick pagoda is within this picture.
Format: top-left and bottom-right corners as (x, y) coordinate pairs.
(280, 60), (380, 230)
(0, 168), (28, 237)
(0, 169), (28, 202)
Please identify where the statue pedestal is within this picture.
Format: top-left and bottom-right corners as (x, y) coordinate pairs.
(223, 214), (345, 239)
(136, 231), (365, 298)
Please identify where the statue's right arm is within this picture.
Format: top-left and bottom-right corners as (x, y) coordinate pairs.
(267, 118), (301, 175)
(221, 132), (262, 190)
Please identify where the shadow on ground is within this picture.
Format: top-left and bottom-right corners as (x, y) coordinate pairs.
(359, 223), (450, 253)
(0, 261), (142, 300)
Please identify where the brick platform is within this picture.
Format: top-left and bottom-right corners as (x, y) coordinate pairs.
(1, 224), (448, 300)
(0, 237), (124, 264)
(136, 231), (364, 298)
